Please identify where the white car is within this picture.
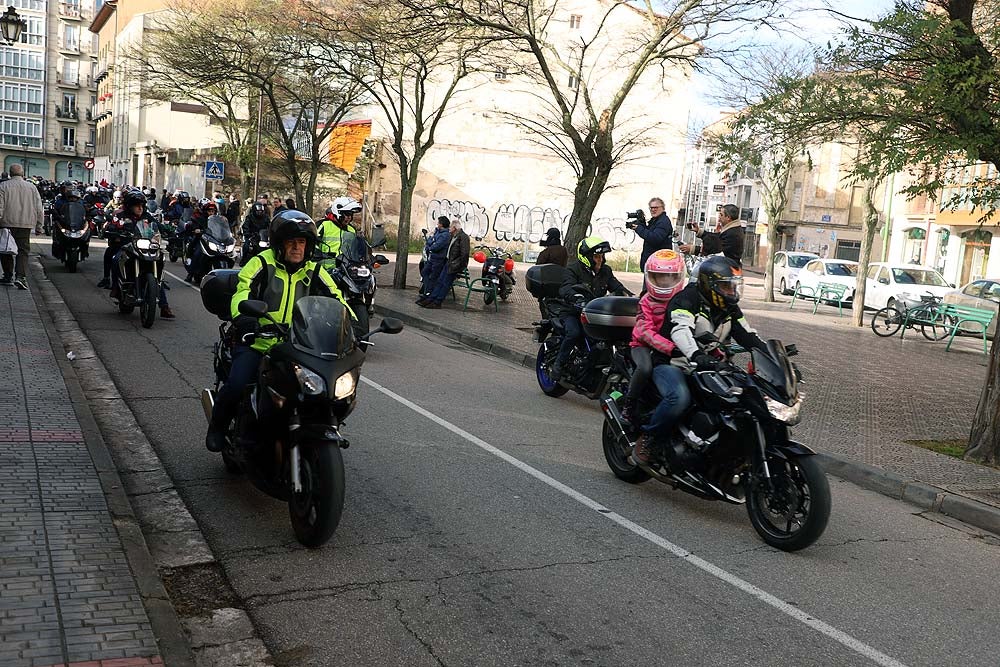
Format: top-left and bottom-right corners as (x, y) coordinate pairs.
(796, 259), (859, 302)
(771, 251), (820, 295)
(863, 263), (953, 310)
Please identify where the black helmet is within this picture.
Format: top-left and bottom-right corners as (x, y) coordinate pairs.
(577, 236), (612, 268)
(269, 210), (318, 267)
(696, 256), (743, 308)
(251, 202), (267, 219)
(540, 227), (561, 247)
(66, 189), (82, 200)
(122, 189), (146, 211)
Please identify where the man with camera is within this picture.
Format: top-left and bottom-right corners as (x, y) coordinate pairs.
(679, 203), (744, 266)
(626, 197), (673, 269)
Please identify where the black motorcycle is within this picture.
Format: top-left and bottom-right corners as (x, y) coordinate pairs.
(198, 269), (403, 547)
(321, 235), (389, 338)
(600, 338), (831, 551)
(473, 243), (518, 304)
(158, 216), (184, 263)
(240, 227), (269, 266)
(186, 215), (236, 283)
(109, 230), (165, 328)
(527, 265), (635, 400)
(51, 201), (91, 273)
(42, 199), (53, 235)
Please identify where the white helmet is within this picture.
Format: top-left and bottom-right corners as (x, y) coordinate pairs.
(85, 185), (98, 194)
(112, 189), (122, 202)
(332, 196), (361, 219)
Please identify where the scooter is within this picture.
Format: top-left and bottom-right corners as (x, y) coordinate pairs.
(199, 268), (404, 548)
(472, 244), (518, 304)
(51, 200), (91, 273)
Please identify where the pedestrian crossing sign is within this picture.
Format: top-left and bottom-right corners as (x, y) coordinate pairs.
(205, 160), (225, 181)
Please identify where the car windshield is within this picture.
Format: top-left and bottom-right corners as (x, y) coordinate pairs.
(892, 268), (947, 286)
(788, 255), (813, 268)
(825, 263), (858, 277)
(206, 216), (233, 243)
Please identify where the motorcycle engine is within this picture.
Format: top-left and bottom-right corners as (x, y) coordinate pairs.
(689, 411), (721, 441)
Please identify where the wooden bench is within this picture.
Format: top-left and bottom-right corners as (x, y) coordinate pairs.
(789, 281), (850, 317)
(449, 269), (498, 313)
(939, 303), (995, 355)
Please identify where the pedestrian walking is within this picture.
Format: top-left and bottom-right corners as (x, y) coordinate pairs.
(226, 194), (241, 229)
(419, 219), (470, 309)
(0, 164), (44, 290)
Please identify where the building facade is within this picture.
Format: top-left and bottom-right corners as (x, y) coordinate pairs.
(1, 0), (99, 182)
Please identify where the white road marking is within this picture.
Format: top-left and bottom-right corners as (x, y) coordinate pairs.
(164, 269), (202, 292)
(360, 375), (908, 667)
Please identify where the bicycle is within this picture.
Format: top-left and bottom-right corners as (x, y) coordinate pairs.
(870, 293), (953, 341)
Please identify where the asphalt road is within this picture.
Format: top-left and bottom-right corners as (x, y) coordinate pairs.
(38, 247), (1000, 667)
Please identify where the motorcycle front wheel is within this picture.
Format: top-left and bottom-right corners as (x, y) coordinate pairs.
(746, 455), (830, 552)
(535, 345), (568, 397)
(139, 273), (158, 329)
(602, 420), (650, 484)
(169, 250), (179, 263)
(288, 445), (345, 548)
(352, 305), (370, 340)
(65, 249), (78, 273)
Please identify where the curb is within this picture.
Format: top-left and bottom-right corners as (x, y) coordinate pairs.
(376, 301), (1000, 537)
(30, 258), (273, 667)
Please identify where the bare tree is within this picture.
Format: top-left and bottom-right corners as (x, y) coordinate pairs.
(419, 0), (786, 253)
(298, 0), (484, 288)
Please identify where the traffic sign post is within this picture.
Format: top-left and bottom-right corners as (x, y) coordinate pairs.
(84, 158), (95, 170)
(205, 160), (225, 181)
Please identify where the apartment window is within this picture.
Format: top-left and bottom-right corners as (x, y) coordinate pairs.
(1, 49), (44, 80)
(569, 14), (582, 29)
(2, 83), (43, 114)
(18, 16), (44, 46)
(7, 0), (45, 11)
(62, 92), (77, 113)
(568, 73), (578, 89)
(62, 127), (76, 149)
(89, 127), (96, 144)
(495, 68), (508, 80)
(789, 181), (803, 212)
(61, 58), (79, 84)
(63, 24), (80, 51)
(1, 115), (43, 148)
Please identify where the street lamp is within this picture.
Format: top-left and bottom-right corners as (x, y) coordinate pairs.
(20, 140), (30, 177)
(1, 7), (27, 46)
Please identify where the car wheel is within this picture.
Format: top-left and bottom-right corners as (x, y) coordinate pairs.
(779, 277), (787, 295)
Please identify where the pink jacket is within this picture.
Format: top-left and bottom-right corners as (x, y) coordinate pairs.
(630, 293), (676, 355)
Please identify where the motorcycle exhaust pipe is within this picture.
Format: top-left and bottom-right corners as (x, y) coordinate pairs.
(601, 396), (631, 443)
(200, 389), (215, 423)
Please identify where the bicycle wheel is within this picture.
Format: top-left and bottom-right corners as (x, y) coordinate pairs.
(871, 306), (903, 337)
(921, 314), (956, 341)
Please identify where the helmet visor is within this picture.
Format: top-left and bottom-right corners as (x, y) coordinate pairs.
(714, 276), (744, 300)
(648, 271), (683, 291)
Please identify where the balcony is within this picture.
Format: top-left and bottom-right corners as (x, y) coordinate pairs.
(53, 138), (79, 154)
(58, 2), (82, 19)
(58, 36), (80, 54)
(86, 106), (96, 122)
(55, 106), (80, 121)
(56, 71), (80, 87)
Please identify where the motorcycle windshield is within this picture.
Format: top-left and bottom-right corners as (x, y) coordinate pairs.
(64, 202), (87, 230)
(751, 340), (797, 401)
(342, 235), (369, 263)
(290, 296), (356, 359)
(206, 216), (233, 244)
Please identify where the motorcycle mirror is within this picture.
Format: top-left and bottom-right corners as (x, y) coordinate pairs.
(784, 344), (799, 357)
(238, 299), (269, 319)
(373, 254), (389, 265)
(378, 317), (404, 335)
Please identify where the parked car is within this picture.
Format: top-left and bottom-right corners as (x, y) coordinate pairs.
(796, 258), (859, 302)
(942, 279), (999, 338)
(770, 251), (820, 295)
(863, 263), (953, 310)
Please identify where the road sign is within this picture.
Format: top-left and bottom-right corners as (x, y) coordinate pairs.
(205, 160), (225, 181)
(84, 158), (94, 170)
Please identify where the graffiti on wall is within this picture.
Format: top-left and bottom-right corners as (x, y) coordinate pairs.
(426, 199), (639, 249)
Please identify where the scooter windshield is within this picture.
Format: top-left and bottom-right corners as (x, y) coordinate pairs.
(290, 296), (356, 359)
(64, 202), (87, 230)
(206, 216), (233, 244)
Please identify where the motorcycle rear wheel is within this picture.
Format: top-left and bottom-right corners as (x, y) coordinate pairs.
(483, 282), (497, 305)
(139, 273), (158, 329)
(288, 444), (345, 548)
(536, 345), (568, 397)
(602, 420), (650, 484)
(746, 455), (830, 552)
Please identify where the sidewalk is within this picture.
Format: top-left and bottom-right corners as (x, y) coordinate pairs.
(0, 284), (174, 667)
(373, 271), (1000, 534)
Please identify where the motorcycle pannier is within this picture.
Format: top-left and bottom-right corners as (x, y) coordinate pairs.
(525, 264), (566, 299)
(581, 296), (639, 342)
(200, 269), (241, 321)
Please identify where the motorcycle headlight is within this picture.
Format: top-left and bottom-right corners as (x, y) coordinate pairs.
(333, 370), (357, 400)
(293, 364), (326, 396)
(135, 238), (152, 250)
(763, 394), (802, 425)
(226, 243), (236, 253)
(68, 230), (84, 238)
(258, 240), (269, 248)
(207, 241), (221, 253)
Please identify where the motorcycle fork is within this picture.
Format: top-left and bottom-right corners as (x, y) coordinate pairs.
(747, 415), (775, 493)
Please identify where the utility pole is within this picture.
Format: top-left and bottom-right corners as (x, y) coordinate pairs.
(252, 90), (263, 199)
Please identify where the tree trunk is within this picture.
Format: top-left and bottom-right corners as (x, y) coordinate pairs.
(966, 337), (1000, 464)
(762, 212), (780, 302)
(563, 159), (612, 256)
(392, 169), (417, 289)
(852, 179), (881, 327)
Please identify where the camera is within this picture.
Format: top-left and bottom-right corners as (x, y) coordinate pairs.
(625, 209), (645, 228)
